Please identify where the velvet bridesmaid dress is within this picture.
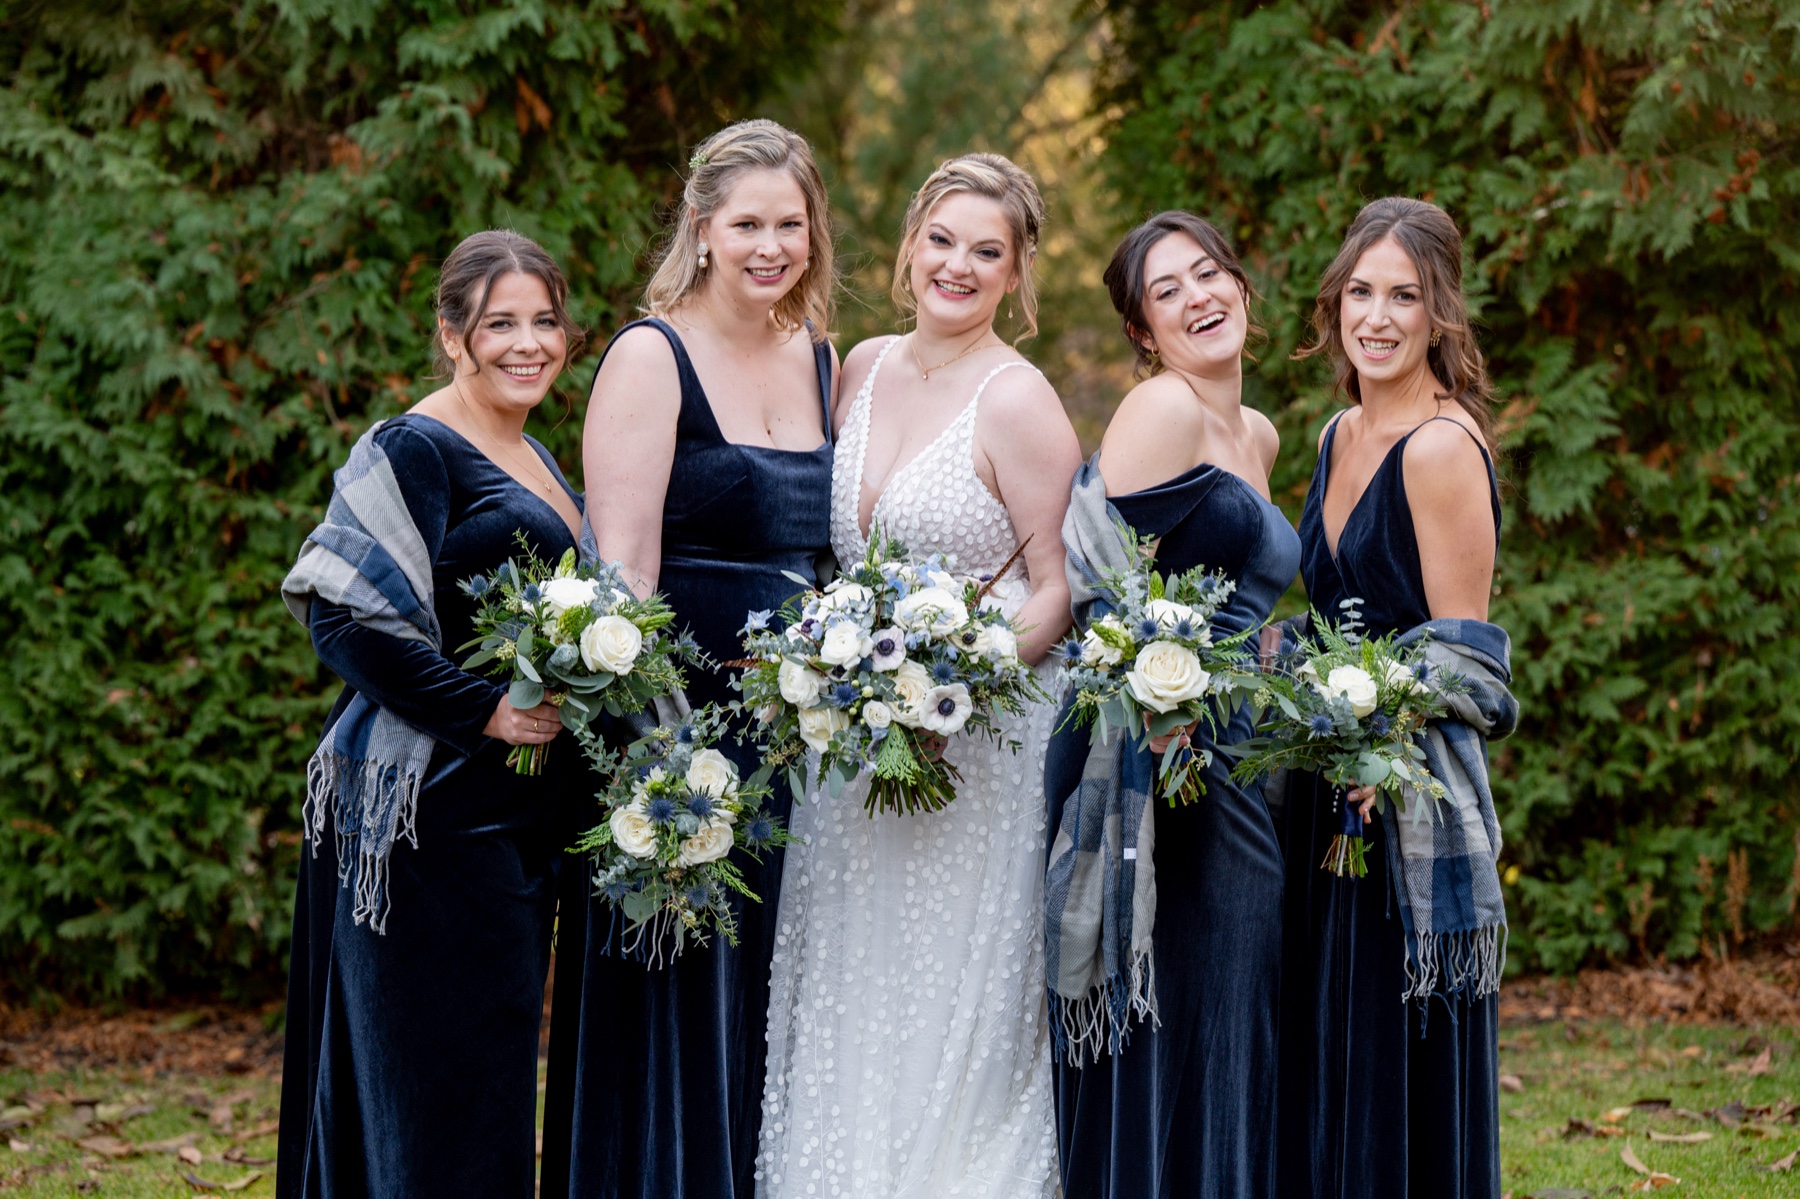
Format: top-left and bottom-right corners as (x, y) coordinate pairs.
(1043, 462), (1299, 1199)
(277, 413), (583, 1199)
(540, 318), (834, 1199)
(1275, 413), (1505, 1199)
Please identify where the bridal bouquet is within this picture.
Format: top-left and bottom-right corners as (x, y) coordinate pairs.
(1226, 603), (1465, 876)
(1055, 531), (1261, 805)
(458, 541), (700, 774)
(574, 705), (790, 962)
(734, 529), (1043, 817)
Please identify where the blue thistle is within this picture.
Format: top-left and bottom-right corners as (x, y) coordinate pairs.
(466, 575), (489, 597)
(646, 795), (678, 825)
(745, 815), (775, 848)
(522, 582), (541, 603)
(675, 723), (696, 744)
(1173, 618), (1197, 639)
(1368, 713), (1392, 737)
(1308, 713), (1335, 737)
(829, 682), (859, 708)
(1413, 662), (1431, 684)
(685, 791), (715, 819)
(1197, 575), (1218, 593)
(1136, 618), (1161, 640)
(601, 878), (636, 903)
(1058, 639), (1086, 665)
(929, 660), (957, 685)
(683, 882), (713, 909)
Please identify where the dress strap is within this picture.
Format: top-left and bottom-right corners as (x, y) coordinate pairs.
(588, 317), (719, 444)
(957, 359), (1040, 435)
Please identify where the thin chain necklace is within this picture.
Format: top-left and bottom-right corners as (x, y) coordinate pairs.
(909, 331), (1002, 380)
(454, 386), (560, 500)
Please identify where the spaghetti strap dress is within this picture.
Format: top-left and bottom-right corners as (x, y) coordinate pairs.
(1275, 413), (1505, 1199)
(276, 413), (584, 1199)
(1042, 462), (1299, 1199)
(540, 317), (835, 1199)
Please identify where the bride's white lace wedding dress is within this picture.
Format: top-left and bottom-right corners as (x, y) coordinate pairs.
(756, 337), (1060, 1198)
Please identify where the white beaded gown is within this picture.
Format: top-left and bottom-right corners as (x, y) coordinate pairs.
(756, 337), (1060, 1198)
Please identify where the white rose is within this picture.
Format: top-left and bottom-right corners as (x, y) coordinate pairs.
(818, 580), (873, 612)
(1297, 658), (1324, 689)
(919, 683), (973, 735)
(1125, 640), (1211, 714)
(778, 658), (826, 709)
(685, 747), (737, 799)
(1145, 598), (1196, 629)
(862, 700), (895, 730)
(987, 624), (1019, 662)
(796, 704), (850, 753)
(580, 614), (642, 674)
(894, 587), (968, 636)
(609, 801), (658, 860)
(1382, 658), (1430, 697)
(755, 701), (781, 724)
(819, 621), (869, 667)
(890, 660), (933, 727)
(924, 568), (959, 592)
(676, 818), (735, 868)
(539, 575), (601, 618)
(1323, 665), (1379, 717)
(1081, 617), (1126, 668)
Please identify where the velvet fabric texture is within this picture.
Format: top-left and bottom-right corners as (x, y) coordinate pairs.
(1275, 413), (1504, 1199)
(277, 413), (583, 1199)
(1044, 463), (1299, 1199)
(540, 318), (834, 1199)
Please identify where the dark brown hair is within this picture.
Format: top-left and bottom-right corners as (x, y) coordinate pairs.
(432, 229), (585, 377)
(1102, 211), (1259, 377)
(1296, 196), (1495, 441)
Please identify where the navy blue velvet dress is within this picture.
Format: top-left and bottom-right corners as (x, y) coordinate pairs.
(540, 318), (834, 1199)
(1044, 462), (1300, 1199)
(1275, 413), (1504, 1199)
(277, 413), (584, 1199)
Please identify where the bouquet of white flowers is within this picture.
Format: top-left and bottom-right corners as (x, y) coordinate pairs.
(574, 705), (790, 963)
(458, 541), (700, 774)
(734, 529), (1043, 817)
(1055, 529), (1261, 806)
(1226, 601), (1466, 876)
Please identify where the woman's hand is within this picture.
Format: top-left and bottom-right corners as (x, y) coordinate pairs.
(1147, 715), (1197, 757)
(484, 698), (564, 746)
(1346, 784), (1378, 820)
(916, 731), (948, 761)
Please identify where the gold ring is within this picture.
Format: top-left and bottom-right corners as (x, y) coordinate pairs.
(533, 718), (541, 732)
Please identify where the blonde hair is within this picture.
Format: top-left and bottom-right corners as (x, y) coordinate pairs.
(642, 119), (834, 342)
(891, 152), (1046, 340)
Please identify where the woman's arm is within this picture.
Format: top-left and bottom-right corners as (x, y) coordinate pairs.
(975, 369), (1083, 665)
(1403, 419), (1497, 621)
(1094, 378), (1206, 496)
(581, 325), (684, 597)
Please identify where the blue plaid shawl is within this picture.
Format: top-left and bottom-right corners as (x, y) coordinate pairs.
(1386, 618), (1517, 1001)
(280, 423), (440, 934)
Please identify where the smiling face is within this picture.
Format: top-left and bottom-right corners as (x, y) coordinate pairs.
(696, 166), (811, 309)
(906, 191), (1019, 335)
(1137, 231), (1247, 376)
(445, 270), (568, 415)
(1339, 234), (1434, 389)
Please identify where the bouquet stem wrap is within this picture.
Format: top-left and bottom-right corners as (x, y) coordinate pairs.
(1321, 790), (1368, 878)
(281, 423), (439, 935)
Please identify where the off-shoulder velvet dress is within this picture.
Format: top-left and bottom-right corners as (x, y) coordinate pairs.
(540, 318), (834, 1199)
(1275, 413), (1504, 1199)
(1042, 462), (1299, 1199)
(276, 413), (583, 1199)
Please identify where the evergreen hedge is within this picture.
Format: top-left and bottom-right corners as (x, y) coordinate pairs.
(1098, 0), (1800, 970)
(0, 0), (834, 999)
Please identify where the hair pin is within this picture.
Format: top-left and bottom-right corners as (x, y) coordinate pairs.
(689, 149), (708, 171)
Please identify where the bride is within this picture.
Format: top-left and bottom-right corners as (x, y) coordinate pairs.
(757, 153), (1081, 1197)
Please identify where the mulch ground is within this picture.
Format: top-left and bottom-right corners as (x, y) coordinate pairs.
(3, 950), (1796, 1079)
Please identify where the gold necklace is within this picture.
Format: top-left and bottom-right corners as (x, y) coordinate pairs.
(455, 388), (559, 499)
(909, 332), (1001, 380)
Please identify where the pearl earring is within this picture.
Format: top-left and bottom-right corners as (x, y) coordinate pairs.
(697, 241), (709, 270)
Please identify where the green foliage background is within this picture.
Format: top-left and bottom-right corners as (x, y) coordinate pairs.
(3, 0), (1797, 999)
(1099, 0), (1800, 971)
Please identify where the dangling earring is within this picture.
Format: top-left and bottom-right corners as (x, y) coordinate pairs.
(1007, 301), (1015, 321)
(697, 241), (709, 270)
(1429, 328), (1441, 347)
(1146, 345), (1162, 371)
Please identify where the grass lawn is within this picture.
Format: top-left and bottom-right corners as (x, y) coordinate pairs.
(0, 1017), (1793, 1196)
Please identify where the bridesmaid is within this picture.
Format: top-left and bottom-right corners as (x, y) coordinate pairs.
(276, 230), (585, 1198)
(1044, 211), (1297, 1197)
(539, 118), (837, 1199)
(1275, 196), (1508, 1199)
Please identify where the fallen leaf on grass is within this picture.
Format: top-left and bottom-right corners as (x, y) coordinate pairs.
(1648, 1131), (1711, 1144)
(231, 1118), (279, 1143)
(208, 1104), (234, 1134)
(1499, 1074), (1524, 1093)
(74, 1134), (133, 1157)
(222, 1146), (273, 1166)
(1631, 1098), (1672, 1110)
(139, 1132), (201, 1153)
(1748, 1047), (1773, 1077)
(1708, 1100), (1746, 1126)
(180, 1168), (264, 1191)
(1621, 1142), (1679, 1189)
(7, 1138), (33, 1152)
(1528, 1190), (1593, 1198)
(178, 1145), (203, 1165)
(1679, 1045), (1703, 1058)
(1768, 1147), (1797, 1173)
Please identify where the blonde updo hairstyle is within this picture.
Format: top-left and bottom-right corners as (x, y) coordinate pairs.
(641, 118), (834, 343)
(891, 152), (1047, 341)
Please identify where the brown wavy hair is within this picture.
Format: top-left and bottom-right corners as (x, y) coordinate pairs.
(1102, 210), (1261, 377)
(1296, 196), (1495, 441)
(642, 119), (834, 342)
(432, 229), (584, 377)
